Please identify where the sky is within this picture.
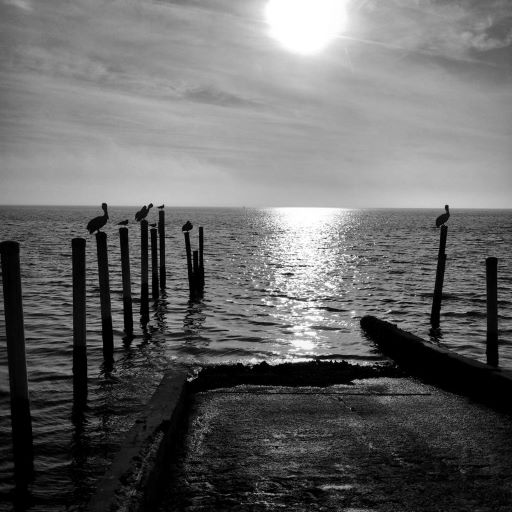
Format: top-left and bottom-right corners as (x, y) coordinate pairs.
(0, 0), (511, 207)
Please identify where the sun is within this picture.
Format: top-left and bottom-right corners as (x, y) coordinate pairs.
(265, 0), (348, 55)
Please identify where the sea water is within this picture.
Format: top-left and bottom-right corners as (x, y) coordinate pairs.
(0, 206), (511, 510)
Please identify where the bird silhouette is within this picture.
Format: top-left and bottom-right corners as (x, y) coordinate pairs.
(157, 204), (164, 209)
(182, 220), (193, 232)
(87, 203), (109, 234)
(435, 205), (450, 227)
(117, 219), (129, 226)
(149, 223), (157, 228)
(135, 203), (153, 222)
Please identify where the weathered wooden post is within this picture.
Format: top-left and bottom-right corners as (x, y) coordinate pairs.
(140, 220), (149, 324)
(193, 249), (200, 296)
(158, 209), (166, 289)
(0, 241), (34, 481)
(96, 232), (113, 362)
(430, 225), (448, 329)
(150, 227), (159, 300)
(198, 226), (204, 291)
(184, 231), (194, 296)
(72, 238), (87, 397)
(486, 257), (498, 367)
(119, 227), (133, 337)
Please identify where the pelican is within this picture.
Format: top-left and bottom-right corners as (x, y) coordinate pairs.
(135, 203), (153, 222)
(157, 204), (164, 209)
(87, 203), (109, 234)
(435, 205), (450, 228)
(117, 219), (129, 226)
(182, 220), (193, 232)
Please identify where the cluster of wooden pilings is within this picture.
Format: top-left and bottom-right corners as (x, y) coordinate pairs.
(184, 226), (205, 300)
(0, 210), (205, 483)
(429, 225), (499, 366)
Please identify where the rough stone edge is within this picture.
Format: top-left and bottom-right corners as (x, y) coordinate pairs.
(360, 315), (512, 408)
(85, 370), (189, 512)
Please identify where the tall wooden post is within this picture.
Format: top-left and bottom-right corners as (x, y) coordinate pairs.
(193, 250), (200, 296)
(119, 228), (133, 337)
(158, 209), (166, 289)
(140, 220), (149, 324)
(72, 238), (87, 397)
(150, 227), (159, 300)
(184, 231), (193, 296)
(486, 257), (498, 367)
(96, 232), (113, 362)
(198, 226), (204, 291)
(430, 226), (448, 329)
(0, 241), (34, 481)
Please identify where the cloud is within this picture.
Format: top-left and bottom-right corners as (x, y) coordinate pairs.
(181, 84), (262, 108)
(2, 0), (32, 12)
(465, 25), (512, 52)
(351, 0), (512, 67)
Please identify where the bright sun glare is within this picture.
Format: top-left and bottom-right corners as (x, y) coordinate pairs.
(265, 0), (348, 55)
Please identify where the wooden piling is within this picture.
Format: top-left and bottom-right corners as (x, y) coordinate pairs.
(198, 226), (204, 291)
(96, 232), (114, 362)
(0, 241), (34, 481)
(150, 227), (159, 300)
(158, 209), (166, 289)
(72, 238), (87, 395)
(140, 220), (149, 323)
(119, 228), (133, 336)
(184, 231), (193, 296)
(193, 249), (200, 296)
(430, 225), (448, 329)
(486, 257), (498, 367)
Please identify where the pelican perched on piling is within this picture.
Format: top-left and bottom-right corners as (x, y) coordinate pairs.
(117, 219), (129, 226)
(182, 220), (193, 232)
(86, 203), (109, 234)
(435, 205), (450, 227)
(135, 203), (153, 222)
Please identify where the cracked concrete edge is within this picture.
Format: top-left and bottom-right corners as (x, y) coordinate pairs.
(361, 315), (512, 406)
(85, 370), (189, 512)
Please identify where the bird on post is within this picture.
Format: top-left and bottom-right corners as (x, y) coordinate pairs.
(435, 205), (450, 228)
(117, 219), (129, 226)
(149, 223), (157, 228)
(157, 204), (164, 209)
(135, 203), (153, 222)
(87, 203), (109, 234)
(182, 220), (193, 232)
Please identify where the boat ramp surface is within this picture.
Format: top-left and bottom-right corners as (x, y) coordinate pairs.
(86, 318), (512, 511)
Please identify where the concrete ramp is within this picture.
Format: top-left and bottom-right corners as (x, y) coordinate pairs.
(156, 378), (512, 512)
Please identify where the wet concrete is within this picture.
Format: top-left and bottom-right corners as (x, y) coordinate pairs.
(156, 378), (512, 511)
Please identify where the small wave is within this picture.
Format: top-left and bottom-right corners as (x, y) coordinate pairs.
(310, 325), (344, 332)
(248, 319), (288, 327)
(443, 310), (486, 319)
(316, 306), (346, 313)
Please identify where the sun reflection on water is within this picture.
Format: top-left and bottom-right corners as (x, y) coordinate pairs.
(259, 207), (355, 358)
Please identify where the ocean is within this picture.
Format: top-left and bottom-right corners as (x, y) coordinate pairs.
(0, 206), (511, 510)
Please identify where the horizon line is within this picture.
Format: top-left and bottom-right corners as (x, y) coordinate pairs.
(0, 204), (511, 210)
